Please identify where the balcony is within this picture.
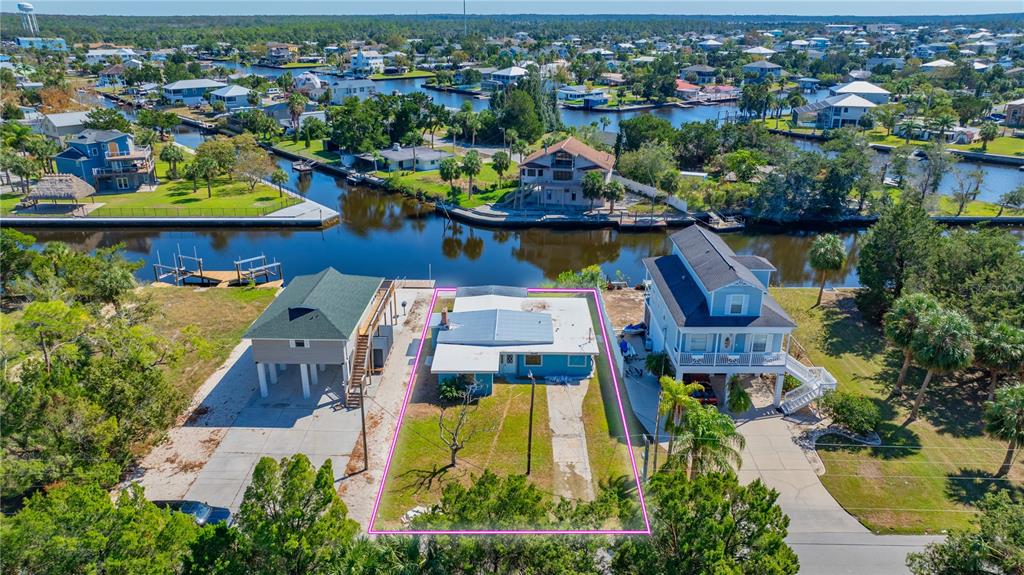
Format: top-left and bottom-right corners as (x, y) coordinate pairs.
(106, 146), (152, 161)
(677, 351), (786, 368)
(93, 160), (154, 177)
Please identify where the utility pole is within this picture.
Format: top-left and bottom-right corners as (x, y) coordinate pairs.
(526, 370), (536, 475)
(463, 0), (467, 37)
(360, 370), (369, 472)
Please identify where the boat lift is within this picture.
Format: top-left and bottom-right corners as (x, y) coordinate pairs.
(152, 247), (282, 287)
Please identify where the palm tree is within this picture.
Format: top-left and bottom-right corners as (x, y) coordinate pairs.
(644, 352), (672, 378)
(287, 92), (309, 142)
(460, 151), (481, 198)
(884, 293), (941, 397)
(907, 309), (975, 421)
(984, 384), (1024, 477)
(929, 110), (957, 141)
(159, 144), (185, 179)
(975, 322), (1024, 402)
(270, 168), (289, 198)
(602, 180), (625, 212)
(582, 170), (605, 211)
(2, 122), (33, 155)
(809, 233), (846, 307)
(674, 403), (746, 479)
(657, 376), (703, 460)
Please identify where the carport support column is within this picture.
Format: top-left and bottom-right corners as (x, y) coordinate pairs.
(268, 363), (278, 385)
(257, 362), (268, 398)
(774, 373), (785, 407)
(310, 364), (319, 386)
(300, 364), (311, 399)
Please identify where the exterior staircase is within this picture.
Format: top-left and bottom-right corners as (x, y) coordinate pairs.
(779, 355), (838, 415)
(345, 333), (370, 408)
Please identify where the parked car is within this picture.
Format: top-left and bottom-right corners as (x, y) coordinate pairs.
(152, 500), (232, 526)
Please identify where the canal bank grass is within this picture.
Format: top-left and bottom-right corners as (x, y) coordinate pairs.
(375, 160), (519, 209)
(772, 287), (1023, 534)
(89, 144), (300, 216)
(273, 139), (338, 164)
(1, 191), (22, 215)
(936, 195), (1024, 217)
(759, 118), (1024, 156)
(376, 291), (642, 531)
(142, 286), (278, 397)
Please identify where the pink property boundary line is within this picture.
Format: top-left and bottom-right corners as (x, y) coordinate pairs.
(367, 287), (652, 536)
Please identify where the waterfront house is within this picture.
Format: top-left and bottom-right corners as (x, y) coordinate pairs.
(358, 144), (453, 172)
(866, 56), (905, 71)
(519, 136), (615, 210)
(674, 80), (701, 99)
(1005, 98), (1024, 128)
(162, 79), (227, 106)
(15, 37), (67, 51)
(53, 129), (155, 191)
(642, 226), (836, 412)
(698, 39), (723, 51)
(830, 80), (891, 105)
(796, 77), (820, 92)
(792, 94), (876, 129)
(98, 64), (126, 87)
(245, 267), (396, 400)
(485, 66), (528, 89)
(328, 78), (376, 104)
(556, 85), (608, 108)
(741, 60), (783, 82)
(38, 110), (92, 139)
(293, 72), (327, 100)
(208, 85), (252, 110)
(679, 64), (717, 85)
(350, 49), (384, 77)
(430, 286), (600, 397)
(84, 48), (137, 66)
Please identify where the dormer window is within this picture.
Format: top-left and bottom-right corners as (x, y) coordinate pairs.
(726, 294), (747, 315)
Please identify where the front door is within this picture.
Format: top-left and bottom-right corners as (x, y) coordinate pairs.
(499, 353), (516, 375)
(721, 333), (736, 353)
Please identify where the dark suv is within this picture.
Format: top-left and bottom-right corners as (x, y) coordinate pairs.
(152, 500), (232, 526)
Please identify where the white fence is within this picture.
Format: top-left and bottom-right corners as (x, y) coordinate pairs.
(611, 174), (689, 213)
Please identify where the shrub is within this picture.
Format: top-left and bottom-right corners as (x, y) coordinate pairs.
(727, 375), (753, 413)
(819, 391), (881, 435)
(438, 374), (470, 401)
(783, 373), (802, 392)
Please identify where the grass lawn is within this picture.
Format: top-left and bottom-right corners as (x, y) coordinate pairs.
(1, 191), (24, 215)
(772, 287), (1023, 534)
(273, 139), (338, 164)
(142, 286), (277, 397)
(936, 195), (1024, 217)
(278, 62), (324, 69)
(761, 119), (1024, 157)
(370, 70), (436, 80)
(950, 137), (1024, 157)
(89, 144), (300, 216)
(376, 156), (519, 209)
(376, 376), (556, 528)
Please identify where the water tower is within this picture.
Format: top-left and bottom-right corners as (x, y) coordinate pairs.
(18, 3), (40, 36)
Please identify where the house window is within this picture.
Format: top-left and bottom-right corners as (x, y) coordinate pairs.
(290, 339), (309, 348)
(553, 151), (574, 168)
(567, 355), (587, 367)
(751, 333), (768, 353)
(115, 177), (129, 190)
(570, 192), (577, 201)
(727, 294), (746, 315)
(689, 334), (708, 352)
(526, 169), (536, 177)
(553, 170), (573, 181)
(524, 354), (543, 366)
(89, 147), (99, 157)
(537, 170), (544, 177)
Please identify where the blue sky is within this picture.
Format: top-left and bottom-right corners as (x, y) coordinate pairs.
(18, 0), (1024, 16)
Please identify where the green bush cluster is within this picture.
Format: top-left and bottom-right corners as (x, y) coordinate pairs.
(819, 391), (881, 435)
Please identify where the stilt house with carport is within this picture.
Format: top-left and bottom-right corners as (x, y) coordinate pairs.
(244, 267), (397, 407)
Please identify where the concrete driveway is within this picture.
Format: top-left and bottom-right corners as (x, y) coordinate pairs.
(184, 363), (359, 511)
(737, 416), (942, 575)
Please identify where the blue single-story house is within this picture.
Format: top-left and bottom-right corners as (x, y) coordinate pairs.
(208, 85), (253, 110)
(430, 286), (600, 397)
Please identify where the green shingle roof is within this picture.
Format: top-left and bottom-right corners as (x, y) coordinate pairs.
(245, 268), (383, 341)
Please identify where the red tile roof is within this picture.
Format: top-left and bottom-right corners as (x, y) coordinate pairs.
(522, 137), (615, 171)
(675, 79), (700, 91)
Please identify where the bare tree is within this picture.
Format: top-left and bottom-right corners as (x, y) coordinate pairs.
(438, 381), (493, 468)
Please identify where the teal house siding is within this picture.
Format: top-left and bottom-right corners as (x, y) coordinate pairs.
(515, 353), (593, 378)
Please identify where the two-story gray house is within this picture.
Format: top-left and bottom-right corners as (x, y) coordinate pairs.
(518, 137), (615, 210)
(245, 268), (397, 406)
(643, 226), (836, 413)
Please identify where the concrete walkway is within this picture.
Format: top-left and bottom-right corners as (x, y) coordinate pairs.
(737, 416), (942, 574)
(546, 380), (595, 501)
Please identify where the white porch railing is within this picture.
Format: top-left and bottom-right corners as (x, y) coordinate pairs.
(677, 351), (786, 368)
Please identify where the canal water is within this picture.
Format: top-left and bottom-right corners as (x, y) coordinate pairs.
(52, 72), (1019, 288)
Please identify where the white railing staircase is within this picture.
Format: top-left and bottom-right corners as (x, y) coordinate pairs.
(779, 355), (838, 415)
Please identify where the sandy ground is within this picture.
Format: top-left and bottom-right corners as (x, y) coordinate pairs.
(602, 288), (646, 329)
(337, 287), (433, 531)
(129, 339), (258, 499)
